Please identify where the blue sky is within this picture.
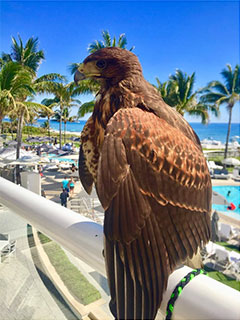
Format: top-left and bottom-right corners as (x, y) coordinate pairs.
(1, 0), (239, 123)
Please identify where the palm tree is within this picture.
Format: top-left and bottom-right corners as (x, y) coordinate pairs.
(61, 107), (77, 144)
(1, 35), (44, 72)
(51, 82), (81, 148)
(39, 98), (58, 137)
(0, 62), (35, 135)
(88, 30), (134, 53)
(2, 35), (64, 158)
(154, 78), (177, 107)
(155, 70), (219, 124)
(200, 64), (240, 158)
(2, 35), (65, 183)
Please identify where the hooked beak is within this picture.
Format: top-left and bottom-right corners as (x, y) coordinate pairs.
(74, 64), (86, 84)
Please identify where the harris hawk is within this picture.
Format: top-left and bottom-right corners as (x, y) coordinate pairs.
(74, 47), (211, 320)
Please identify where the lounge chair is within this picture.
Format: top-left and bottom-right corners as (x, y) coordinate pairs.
(0, 233), (9, 241)
(0, 234), (10, 263)
(208, 161), (223, 170)
(45, 164), (59, 172)
(232, 166), (240, 181)
(219, 223), (232, 241)
(0, 240), (17, 263)
(59, 162), (71, 170)
(201, 241), (217, 264)
(213, 248), (234, 272)
(212, 169), (230, 179)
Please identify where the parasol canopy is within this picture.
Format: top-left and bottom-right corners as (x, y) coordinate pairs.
(222, 158), (240, 166)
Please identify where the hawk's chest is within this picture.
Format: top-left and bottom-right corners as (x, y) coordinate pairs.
(81, 92), (112, 182)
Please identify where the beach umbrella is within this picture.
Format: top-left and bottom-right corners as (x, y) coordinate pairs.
(38, 136), (54, 142)
(0, 148), (38, 161)
(47, 149), (69, 156)
(39, 143), (52, 152)
(69, 136), (80, 141)
(222, 158), (240, 166)
(212, 191), (230, 206)
(0, 147), (17, 159)
(21, 143), (32, 148)
(7, 140), (17, 146)
(7, 159), (39, 166)
(5, 141), (31, 148)
(27, 138), (41, 143)
(61, 154), (79, 160)
(211, 210), (220, 242)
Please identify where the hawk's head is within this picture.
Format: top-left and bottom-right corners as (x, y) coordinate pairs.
(74, 47), (142, 85)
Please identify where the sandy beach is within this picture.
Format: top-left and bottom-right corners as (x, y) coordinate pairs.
(50, 129), (81, 137)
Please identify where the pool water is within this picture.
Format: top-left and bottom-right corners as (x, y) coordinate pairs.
(47, 154), (76, 163)
(212, 186), (240, 218)
(52, 158), (76, 163)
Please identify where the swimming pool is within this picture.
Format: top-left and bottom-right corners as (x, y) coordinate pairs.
(212, 185), (240, 220)
(47, 154), (76, 163)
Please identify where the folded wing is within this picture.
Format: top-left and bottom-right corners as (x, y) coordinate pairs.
(97, 107), (211, 319)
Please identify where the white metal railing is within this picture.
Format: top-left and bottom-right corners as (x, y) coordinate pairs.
(0, 177), (239, 320)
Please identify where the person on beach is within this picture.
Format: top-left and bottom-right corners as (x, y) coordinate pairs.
(69, 177), (75, 197)
(38, 165), (43, 177)
(71, 163), (76, 172)
(61, 176), (69, 192)
(60, 188), (69, 207)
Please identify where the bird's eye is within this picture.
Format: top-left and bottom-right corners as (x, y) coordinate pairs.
(96, 60), (107, 69)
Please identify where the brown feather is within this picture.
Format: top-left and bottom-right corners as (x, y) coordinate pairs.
(76, 47), (211, 320)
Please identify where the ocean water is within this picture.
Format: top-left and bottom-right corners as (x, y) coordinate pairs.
(35, 119), (240, 143)
(4, 118), (239, 143)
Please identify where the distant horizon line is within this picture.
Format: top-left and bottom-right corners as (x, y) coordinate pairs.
(3, 118), (240, 125)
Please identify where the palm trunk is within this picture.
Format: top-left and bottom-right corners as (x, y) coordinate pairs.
(10, 123), (14, 140)
(59, 101), (63, 149)
(48, 116), (50, 137)
(224, 105), (233, 159)
(0, 118), (2, 136)
(64, 121), (66, 144)
(16, 111), (24, 184)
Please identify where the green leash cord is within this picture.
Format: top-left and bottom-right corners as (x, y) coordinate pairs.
(165, 269), (207, 320)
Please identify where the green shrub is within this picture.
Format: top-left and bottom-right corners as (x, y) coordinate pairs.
(22, 126), (45, 134)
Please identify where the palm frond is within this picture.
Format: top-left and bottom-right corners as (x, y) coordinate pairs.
(102, 30), (112, 47)
(68, 63), (81, 75)
(88, 31), (133, 53)
(33, 81), (61, 94)
(118, 33), (127, 48)
(10, 35), (45, 72)
(1, 52), (13, 65)
(206, 80), (229, 95)
(78, 100), (95, 118)
(220, 64), (233, 93)
(72, 79), (100, 95)
(200, 92), (227, 104)
(35, 73), (66, 83)
(112, 36), (116, 47)
(187, 107), (209, 124)
(88, 41), (105, 53)
(232, 64), (240, 94)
